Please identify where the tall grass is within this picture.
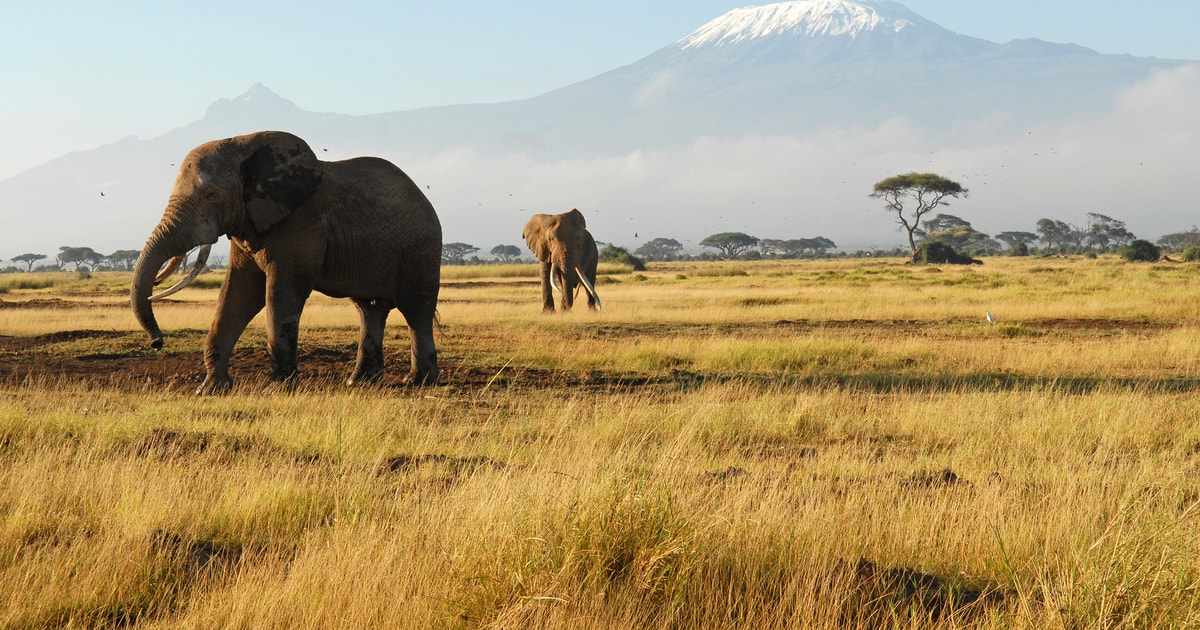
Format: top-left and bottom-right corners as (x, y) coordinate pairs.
(5, 256), (1200, 627)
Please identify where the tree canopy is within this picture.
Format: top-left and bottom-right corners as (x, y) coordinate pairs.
(919, 213), (972, 236)
(441, 242), (479, 264)
(1084, 213), (1135, 251)
(760, 237), (836, 258)
(489, 244), (522, 262)
(107, 250), (140, 271)
(917, 215), (996, 254)
(11, 253), (47, 272)
(1036, 219), (1084, 252)
(994, 231), (1039, 250)
(634, 238), (684, 261)
(700, 232), (759, 258)
(870, 173), (967, 261)
(56, 246), (102, 271)
(1157, 227), (1200, 251)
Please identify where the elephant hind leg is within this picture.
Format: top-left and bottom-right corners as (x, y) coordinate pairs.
(396, 292), (439, 386)
(348, 298), (389, 386)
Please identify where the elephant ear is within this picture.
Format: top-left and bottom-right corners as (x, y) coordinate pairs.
(240, 133), (323, 234)
(523, 214), (552, 260)
(566, 208), (586, 229)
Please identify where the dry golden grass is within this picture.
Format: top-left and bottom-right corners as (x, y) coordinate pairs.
(3, 256), (1200, 628)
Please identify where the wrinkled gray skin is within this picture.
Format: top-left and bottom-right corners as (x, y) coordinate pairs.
(131, 131), (442, 394)
(522, 208), (601, 312)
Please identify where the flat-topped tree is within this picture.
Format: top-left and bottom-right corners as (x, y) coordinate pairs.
(489, 244), (521, 262)
(441, 242), (479, 264)
(700, 232), (759, 259)
(870, 173), (967, 261)
(11, 253), (47, 271)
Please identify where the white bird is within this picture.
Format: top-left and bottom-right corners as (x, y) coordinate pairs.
(986, 311), (996, 325)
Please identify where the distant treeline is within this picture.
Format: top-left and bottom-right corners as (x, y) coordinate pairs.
(8, 217), (1200, 272)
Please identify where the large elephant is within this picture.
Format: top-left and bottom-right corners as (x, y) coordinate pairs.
(522, 208), (602, 312)
(131, 130), (442, 393)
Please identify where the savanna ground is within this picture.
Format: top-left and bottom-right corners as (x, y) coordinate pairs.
(3, 256), (1200, 628)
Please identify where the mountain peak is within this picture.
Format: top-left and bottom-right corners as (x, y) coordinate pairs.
(677, 0), (920, 49)
(204, 83), (300, 119)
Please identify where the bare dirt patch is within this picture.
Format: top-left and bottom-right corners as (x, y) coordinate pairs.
(1, 314), (1193, 395)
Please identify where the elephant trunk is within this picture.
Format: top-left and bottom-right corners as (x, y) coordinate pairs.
(557, 250), (579, 310)
(131, 214), (201, 350)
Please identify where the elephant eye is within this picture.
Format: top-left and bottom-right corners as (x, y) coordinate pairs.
(204, 190), (221, 202)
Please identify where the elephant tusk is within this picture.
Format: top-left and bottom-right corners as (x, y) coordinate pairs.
(149, 244), (212, 301)
(154, 255), (185, 285)
(550, 267), (562, 294)
(574, 267), (602, 311)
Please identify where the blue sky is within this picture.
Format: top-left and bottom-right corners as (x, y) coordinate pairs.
(1, 0), (1198, 179)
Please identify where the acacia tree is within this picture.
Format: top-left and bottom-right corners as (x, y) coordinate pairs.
(870, 173), (967, 261)
(1036, 219), (1084, 253)
(107, 250), (140, 271)
(634, 238), (684, 261)
(759, 237), (836, 258)
(995, 231), (1038, 251)
(920, 213), (971, 237)
(441, 242), (479, 264)
(11, 253), (47, 271)
(1084, 213), (1134, 251)
(700, 232), (759, 258)
(760, 239), (803, 258)
(57, 246), (102, 271)
(490, 244), (521, 262)
(1157, 227), (1200, 251)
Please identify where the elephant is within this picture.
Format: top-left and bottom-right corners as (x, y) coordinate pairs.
(131, 130), (442, 394)
(522, 208), (602, 312)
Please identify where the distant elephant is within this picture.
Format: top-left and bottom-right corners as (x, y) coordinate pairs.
(522, 208), (602, 312)
(131, 130), (442, 393)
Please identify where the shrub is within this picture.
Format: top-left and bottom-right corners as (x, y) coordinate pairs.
(1118, 240), (1161, 262)
(1182, 245), (1200, 262)
(913, 242), (981, 265)
(599, 245), (646, 271)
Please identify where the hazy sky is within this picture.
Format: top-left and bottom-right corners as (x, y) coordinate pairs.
(2, 1), (1198, 180)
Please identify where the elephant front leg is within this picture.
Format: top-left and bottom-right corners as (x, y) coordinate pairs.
(265, 282), (312, 384)
(539, 262), (556, 312)
(199, 262), (266, 395)
(348, 299), (389, 386)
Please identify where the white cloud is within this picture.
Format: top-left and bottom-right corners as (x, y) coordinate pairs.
(631, 71), (681, 108)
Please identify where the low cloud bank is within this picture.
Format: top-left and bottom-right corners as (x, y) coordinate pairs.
(400, 65), (1199, 255)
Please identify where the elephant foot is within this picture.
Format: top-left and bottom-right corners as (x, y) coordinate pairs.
(196, 374), (233, 396)
(346, 368), (384, 387)
(264, 372), (301, 394)
(402, 366), (439, 387)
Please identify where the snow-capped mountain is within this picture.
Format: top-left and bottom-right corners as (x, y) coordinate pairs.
(1, 0), (1195, 256)
(679, 0), (925, 47)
